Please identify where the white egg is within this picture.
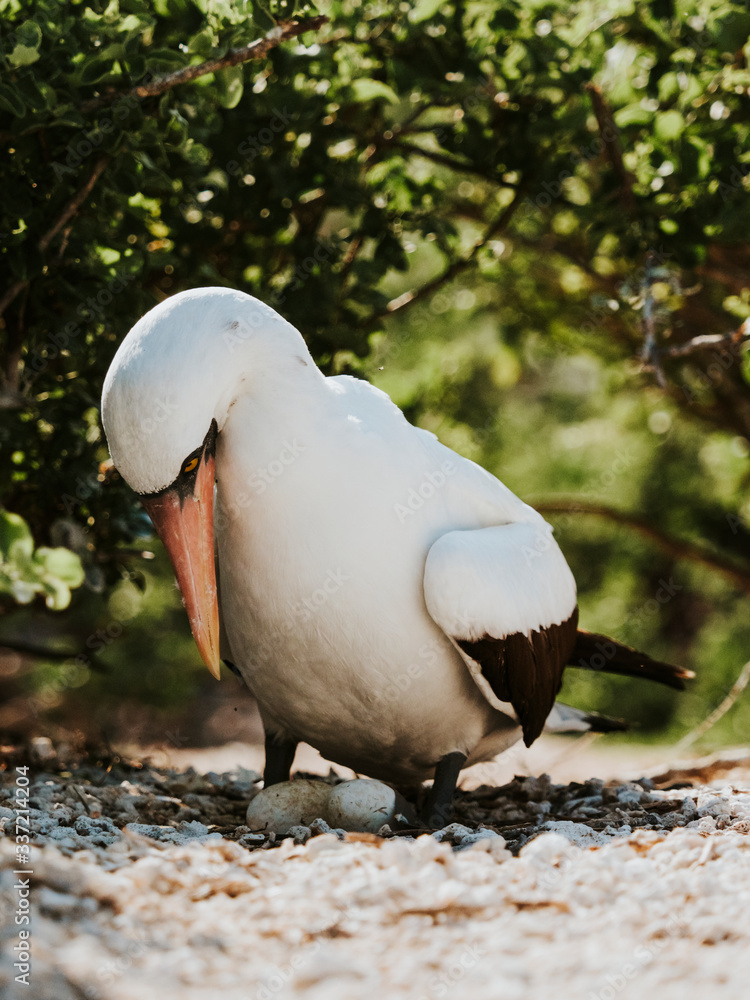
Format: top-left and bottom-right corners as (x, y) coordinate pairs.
(245, 780), (332, 835)
(327, 779), (417, 834)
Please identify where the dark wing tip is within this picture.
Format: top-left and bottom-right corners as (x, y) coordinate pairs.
(571, 629), (693, 690)
(459, 609), (580, 748)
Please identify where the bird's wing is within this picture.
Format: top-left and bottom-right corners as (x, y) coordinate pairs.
(423, 521), (578, 746)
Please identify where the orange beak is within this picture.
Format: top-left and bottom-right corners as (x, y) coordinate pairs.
(141, 451), (221, 679)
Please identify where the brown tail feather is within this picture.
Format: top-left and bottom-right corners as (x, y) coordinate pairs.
(569, 629), (693, 690)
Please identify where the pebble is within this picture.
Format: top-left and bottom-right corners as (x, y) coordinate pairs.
(4, 757), (750, 861)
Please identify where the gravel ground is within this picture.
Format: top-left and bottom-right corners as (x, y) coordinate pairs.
(2, 739), (750, 999)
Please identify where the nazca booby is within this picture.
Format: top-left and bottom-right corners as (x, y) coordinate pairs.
(102, 287), (690, 823)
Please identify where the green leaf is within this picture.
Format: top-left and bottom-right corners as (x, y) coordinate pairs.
(251, 0), (276, 31)
(614, 104), (653, 128)
(145, 47), (188, 68)
(7, 20), (42, 68)
(40, 576), (72, 610)
(0, 83), (26, 117)
(37, 546), (85, 586)
(187, 28), (217, 56)
(8, 43), (41, 67)
(0, 510), (34, 562)
(349, 79), (399, 104)
(655, 109), (684, 142)
(80, 56), (117, 85)
(409, 0), (444, 24)
(215, 65), (244, 109)
(683, 135), (711, 179)
(16, 75), (52, 112)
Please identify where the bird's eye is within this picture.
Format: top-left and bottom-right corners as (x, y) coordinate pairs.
(182, 456), (199, 474)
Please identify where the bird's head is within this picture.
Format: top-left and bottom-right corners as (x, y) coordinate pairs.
(101, 286), (310, 678)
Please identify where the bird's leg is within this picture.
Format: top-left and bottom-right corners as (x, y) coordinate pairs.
(263, 731), (299, 787)
(422, 751), (467, 828)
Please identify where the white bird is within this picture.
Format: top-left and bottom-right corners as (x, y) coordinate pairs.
(102, 287), (689, 823)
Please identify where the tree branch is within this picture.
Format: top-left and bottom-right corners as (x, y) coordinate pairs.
(638, 250), (667, 387)
(0, 639), (108, 672)
(535, 499), (750, 595)
(583, 82), (636, 214)
(39, 155), (110, 253)
(391, 141), (520, 187)
(79, 17), (329, 113)
(366, 185), (526, 327)
(674, 658), (750, 751)
(0, 155), (110, 328)
(657, 319), (750, 360)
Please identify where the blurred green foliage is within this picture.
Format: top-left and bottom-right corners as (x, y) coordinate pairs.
(1, 0), (750, 749)
(0, 509), (84, 610)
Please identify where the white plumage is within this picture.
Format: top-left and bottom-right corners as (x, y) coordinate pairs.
(102, 287), (682, 794)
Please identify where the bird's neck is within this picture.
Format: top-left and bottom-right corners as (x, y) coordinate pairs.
(216, 349), (328, 478)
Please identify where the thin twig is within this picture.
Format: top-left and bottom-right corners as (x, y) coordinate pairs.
(583, 82), (636, 214)
(39, 155), (110, 253)
(0, 639), (108, 671)
(0, 155), (110, 325)
(658, 319), (750, 360)
(0, 279), (27, 326)
(79, 17), (328, 113)
(391, 141), (520, 187)
(367, 186), (526, 326)
(338, 234), (363, 283)
(535, 499), (750, 595)
(674, 658), (750, 751)
(639, 251), (667, 387)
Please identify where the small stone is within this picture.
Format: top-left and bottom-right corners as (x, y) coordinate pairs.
(74, 815), (117, 836)
(125, 822), (175, 840)
(432, 823), (474, 843)
(238, 832), (265, 847)
(49, 826), (78, 841)
(305, 832), (343, 855)
(521, 831), (581, 863)
(615, 784), (646, 805)
(38, 887), (97, 918)
(31, 736), (56, 761)
(288, 825), (312, 844)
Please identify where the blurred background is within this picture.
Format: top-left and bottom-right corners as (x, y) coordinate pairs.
(1, 0), (750, 761)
